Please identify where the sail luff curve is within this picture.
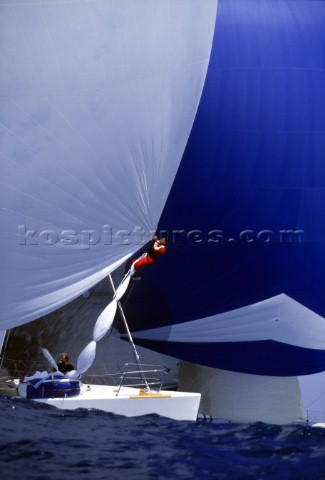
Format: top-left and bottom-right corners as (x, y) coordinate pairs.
(0, 0), (218, 330)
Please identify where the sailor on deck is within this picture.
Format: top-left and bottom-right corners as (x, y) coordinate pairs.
(57, 352), (74, 375)
(132, 236), (168, 280)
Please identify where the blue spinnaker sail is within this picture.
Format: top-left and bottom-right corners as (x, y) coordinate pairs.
(125, 0), (325, 377)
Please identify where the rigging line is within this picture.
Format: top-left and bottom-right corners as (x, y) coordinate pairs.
(104, 326), (129, 380)
(108, 273), (149, 390)
(99, 324), (122, 378)
(121, 278), (136, 310)
(306, 390), (325, 408)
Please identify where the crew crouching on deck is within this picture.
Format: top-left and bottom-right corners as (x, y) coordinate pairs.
(132, 236), (168, 280)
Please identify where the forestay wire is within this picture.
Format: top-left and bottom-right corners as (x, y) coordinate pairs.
(73, 264), (149, 390)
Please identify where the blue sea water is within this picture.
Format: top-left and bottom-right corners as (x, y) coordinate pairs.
(1, 395), (324, 480)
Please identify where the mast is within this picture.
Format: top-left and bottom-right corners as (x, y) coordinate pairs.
(108, 274), (149, 390)
(0, 330), (10, 371)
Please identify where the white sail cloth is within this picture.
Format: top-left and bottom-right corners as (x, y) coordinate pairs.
(131, 294), (325, 350)
(179, 362), (305, 425)
(0, 0), (217, 330)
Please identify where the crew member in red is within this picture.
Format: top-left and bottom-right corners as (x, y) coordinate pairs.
(132, 236), (168, 280)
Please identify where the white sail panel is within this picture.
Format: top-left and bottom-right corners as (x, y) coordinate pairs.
(132, 294), (325, 350)
(179, 362), (305, 425)
(0, 0), (217, 330)
(298, 372), (325, 424)
(130, 294), (325, 377)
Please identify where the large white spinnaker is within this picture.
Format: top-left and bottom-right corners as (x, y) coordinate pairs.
(0, 0), (218, 330)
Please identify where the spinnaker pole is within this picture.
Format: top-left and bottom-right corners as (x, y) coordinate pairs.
(108, 273), (149, 390)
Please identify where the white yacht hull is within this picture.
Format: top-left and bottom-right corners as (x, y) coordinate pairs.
(18, 383), (201, 421)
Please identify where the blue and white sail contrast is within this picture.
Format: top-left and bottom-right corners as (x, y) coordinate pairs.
(131, 294), (325, 376)
(124, 0), (325, 378)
